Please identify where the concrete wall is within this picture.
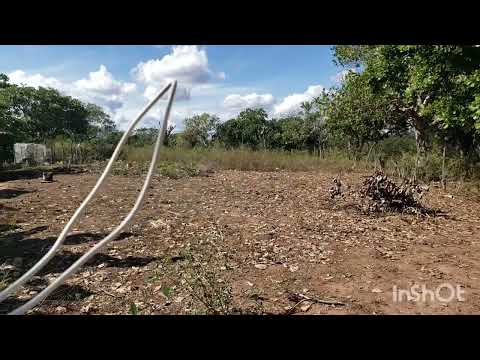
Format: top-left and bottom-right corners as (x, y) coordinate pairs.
(14, 143), (50, 165)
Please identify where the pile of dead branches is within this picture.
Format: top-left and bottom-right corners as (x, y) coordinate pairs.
(330, 172), (430, 215)
(359, 172), (429, 214)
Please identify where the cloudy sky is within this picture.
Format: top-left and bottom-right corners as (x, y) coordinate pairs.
(0, 45), (345, 131)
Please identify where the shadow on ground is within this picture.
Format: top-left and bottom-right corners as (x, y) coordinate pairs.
(0, 166), (86, 182)
(1, 228), (158, 272)
(0, 283), (94, 315)
(0, 230), (142, 273)
(38, 251), (161, 276)
(0, 188), (35, 199)
(0, 204), (17, 212)
(0, 230), (134, 255)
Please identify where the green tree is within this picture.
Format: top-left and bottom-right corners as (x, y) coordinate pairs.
(301, 91), (333, 156)
(163, 124), (176, 147)
(268, 116), (311, 151)
(334, 45), (480, 167)
(183, 113), (220, 147)
(0, 73), (10, 89)
(128, 127), (159, 147)
(216, 108), (269, 149)
(85, 103), (116, 139)
(324, 72), (408, 155)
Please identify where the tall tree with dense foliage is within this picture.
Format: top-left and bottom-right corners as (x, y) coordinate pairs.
(324, 71), (408, 154)
(334, 45), (480, 166)
(0, 73), (112, 144)
(85, 103), (116, 139)
(183, 113), (220, 147)
(216, 108), (269, 149)
(300, 91), (333, 155)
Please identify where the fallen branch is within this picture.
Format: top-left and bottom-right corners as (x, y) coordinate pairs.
(98, 288), (117, 298)
(286, 292), (346, 314)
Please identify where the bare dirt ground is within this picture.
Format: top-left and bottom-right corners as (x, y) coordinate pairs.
(1, 168), (480, 315)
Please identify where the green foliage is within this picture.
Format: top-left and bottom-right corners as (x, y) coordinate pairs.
(129, 302), (139, 315)
(160, 285), (173, 299)
(158, 161), (199, 179)
(333, 45), (480, 162)
(47, 135), (122, 164)
(85, 103), (116, 139)
(268, 116), (313, 151)
(128, 127), (158, 147)
(325, 72), (408, 153)
(183, 113), (219, 148)
(0, 73), (114, 144)
(216, 108), (269, 149)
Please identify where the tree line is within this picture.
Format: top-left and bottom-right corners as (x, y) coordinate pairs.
(0, 73), (121, 163)
(2, 45), (480, 177)
(176, 46), (480, 177)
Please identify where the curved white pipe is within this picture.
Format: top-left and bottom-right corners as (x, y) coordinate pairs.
(1, 81), (176, 311)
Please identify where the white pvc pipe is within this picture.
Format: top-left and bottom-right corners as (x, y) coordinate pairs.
(1, 81), (176, 312)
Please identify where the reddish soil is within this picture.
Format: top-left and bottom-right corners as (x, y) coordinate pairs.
(1, 169), (480, 315)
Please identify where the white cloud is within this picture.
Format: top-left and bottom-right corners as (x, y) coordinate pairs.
(75, 65), (136, 96)
(114, 106), (182, 131)
(7, 64), (232, 132)
(8, 65), (138, 114)
(74, 67), (137, 113)
(71, 65), (137, 111)
(8, 70), (66, 91)
(133, 45), (212, 86)
(273, 85), (325, 116)
(223, 93), (275, 110)
(143, 84), (191, 102)
(132, 45), (225, 102)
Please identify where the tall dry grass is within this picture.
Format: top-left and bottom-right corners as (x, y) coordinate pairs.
(122, 145), (371, 173)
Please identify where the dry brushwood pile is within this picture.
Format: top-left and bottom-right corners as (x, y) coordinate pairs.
(359, 173), (429, 214)
(331, 172), (430, 215)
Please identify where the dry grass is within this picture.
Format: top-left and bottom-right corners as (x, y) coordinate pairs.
(123, 146), (371, 173)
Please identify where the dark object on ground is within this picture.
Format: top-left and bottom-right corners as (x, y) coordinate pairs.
(42, 172), (54, 182)
(197, 162), (216, 177)
(329, 178), (343, 199)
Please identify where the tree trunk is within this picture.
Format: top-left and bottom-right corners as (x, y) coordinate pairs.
(394, 99), (430, 181)
(410, 115), (428, 181)
(441, 143), (447, 190)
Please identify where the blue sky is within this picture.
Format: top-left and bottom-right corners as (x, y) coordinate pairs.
(0, 45), (345, 131)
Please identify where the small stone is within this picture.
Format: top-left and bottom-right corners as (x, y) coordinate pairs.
(55, 306), (67, 314)
(300, 302), (313, 312)
(255, 264), (267, 270)
(371, 288), (383, 293)
(81, 304), (93, 313)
